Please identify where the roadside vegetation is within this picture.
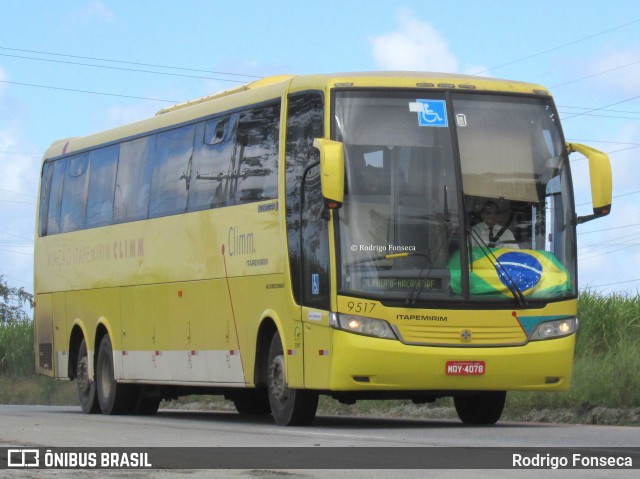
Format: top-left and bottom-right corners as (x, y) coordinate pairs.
(1, 289), (639, 424)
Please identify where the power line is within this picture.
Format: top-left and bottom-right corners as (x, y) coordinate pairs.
(576, 189), (640, 207)
(475, 18), (640, 74)
(0, 232), (33, 242)
(561, 107), (640, 115)
(0, 199), (35, 205)
(559, 111), (640, 121)
(0, 52), (250, 83)
(0, 79), (177, 103)
(578, 223), (640, 236)
(580, 243), (640, 260)
(583, 278), (640, 289)
(569, 143), (640, 163)
(550, 58), (640, 89)
(0, 188), (36, 199)
(0, 46), (262, 79)
(0, 150), (42, 158)
(561, 94), (640, 120)
(565, 138), (640, 146)
(0, 247), (33, 256)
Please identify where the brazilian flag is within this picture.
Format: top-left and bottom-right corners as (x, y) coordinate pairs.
(449, 248), (572, 297)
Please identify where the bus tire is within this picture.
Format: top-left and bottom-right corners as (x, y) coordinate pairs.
(267, 332), (318, 426)
(454, 391), (506, 425)
(136, 395), (161, 415)
(232, 389), (271, 415)
(76, 338), (100, 414)
(96, 335), (135, 415)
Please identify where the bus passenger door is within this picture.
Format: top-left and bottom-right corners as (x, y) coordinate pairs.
(300, 162), (333, 389)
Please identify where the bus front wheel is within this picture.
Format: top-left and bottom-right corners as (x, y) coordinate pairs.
(76, 338), (100, 414)
(267, 332), (318, 426)
(454, 391), (506, 425)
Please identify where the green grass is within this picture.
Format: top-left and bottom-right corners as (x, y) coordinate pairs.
(2, 292), (639, 424)
(0, 375), (77, 405)
(0, 321), (35, 376)
(503, 292), (640, 421)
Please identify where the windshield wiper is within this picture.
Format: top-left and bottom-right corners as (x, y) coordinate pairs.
(466, 227), (527, 306)
(403, 233), (451, 306)
(346, 254), (401, 268)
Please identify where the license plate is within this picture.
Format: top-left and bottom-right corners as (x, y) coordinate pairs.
(445, 361), (485, 375)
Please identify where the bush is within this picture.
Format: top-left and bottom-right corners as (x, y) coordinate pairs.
(0, 320), (35, 376)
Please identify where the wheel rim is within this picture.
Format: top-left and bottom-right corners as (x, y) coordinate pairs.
(99, 354), (112, 398)
(268, 355), (287, 403)
(77, 356), (90, 396)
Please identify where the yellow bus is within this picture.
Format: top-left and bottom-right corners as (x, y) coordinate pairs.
(34, 72), (612, 425)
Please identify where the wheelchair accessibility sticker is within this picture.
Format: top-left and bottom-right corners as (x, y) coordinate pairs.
(409, 100), (448, 127)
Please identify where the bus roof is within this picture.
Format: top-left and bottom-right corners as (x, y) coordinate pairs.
(42, 72), (550, 160)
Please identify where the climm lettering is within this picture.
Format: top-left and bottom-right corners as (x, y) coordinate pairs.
(228, 227), (256, 256)
(113, 238), (144, 260)
(47, 238), (144, 269)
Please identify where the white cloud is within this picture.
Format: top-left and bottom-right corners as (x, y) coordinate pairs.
(608, 124), (640, 191)
(369, 9), (459, 72)
(105, 103), (160, 129)
(0, 132), (39, 196)
(578, 197), (640, 293)
(68, 1), (116, 25)
(587, 47), (640, 96)
(0, 65), (8, 98)
(0, 129), (40, 292)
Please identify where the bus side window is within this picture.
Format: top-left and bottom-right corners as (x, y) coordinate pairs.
(114, 136), (154, 223)
(149, 124), (196, 218)
(39, 159), (65, 236)
(60, 154), (89, 233)
(38, 163), (52, 237)
(86, 145), (118, 228)
(229, 103), (280, 205)
(188, 115), (238, 212)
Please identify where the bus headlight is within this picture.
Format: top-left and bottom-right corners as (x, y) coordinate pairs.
(530, 317), (578, 341)
(330, 313), (397, 340)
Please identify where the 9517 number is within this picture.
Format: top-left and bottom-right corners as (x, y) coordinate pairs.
(346, 301), (377, 314)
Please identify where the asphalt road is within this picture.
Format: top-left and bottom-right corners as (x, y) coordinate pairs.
(1, 405), (638, 478)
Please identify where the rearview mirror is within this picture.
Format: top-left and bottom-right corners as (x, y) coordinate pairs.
(567, 143), (612, 224)
(313, 138), (345, 209)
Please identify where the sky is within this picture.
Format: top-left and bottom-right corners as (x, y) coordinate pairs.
(1, 0), (640, 298)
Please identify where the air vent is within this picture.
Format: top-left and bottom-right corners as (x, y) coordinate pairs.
(39, 343), (53, 370)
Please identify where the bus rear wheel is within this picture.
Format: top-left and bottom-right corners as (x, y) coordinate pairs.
(96, 335), (136, 415)
(267, 332), (318, 426)
(454, 391), (506, 425)
(76, 338), (100, 414)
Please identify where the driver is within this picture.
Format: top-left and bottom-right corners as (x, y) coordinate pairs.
(471, 201), (519, 249)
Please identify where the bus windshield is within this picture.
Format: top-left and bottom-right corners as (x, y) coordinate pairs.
(334, 90), (576, 304)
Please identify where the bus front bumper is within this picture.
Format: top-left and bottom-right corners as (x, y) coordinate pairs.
(324, 330), (575, 392)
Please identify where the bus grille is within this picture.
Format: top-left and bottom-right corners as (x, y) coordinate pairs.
(395, 324), (527, 346)
(39, 343), (53, 370)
